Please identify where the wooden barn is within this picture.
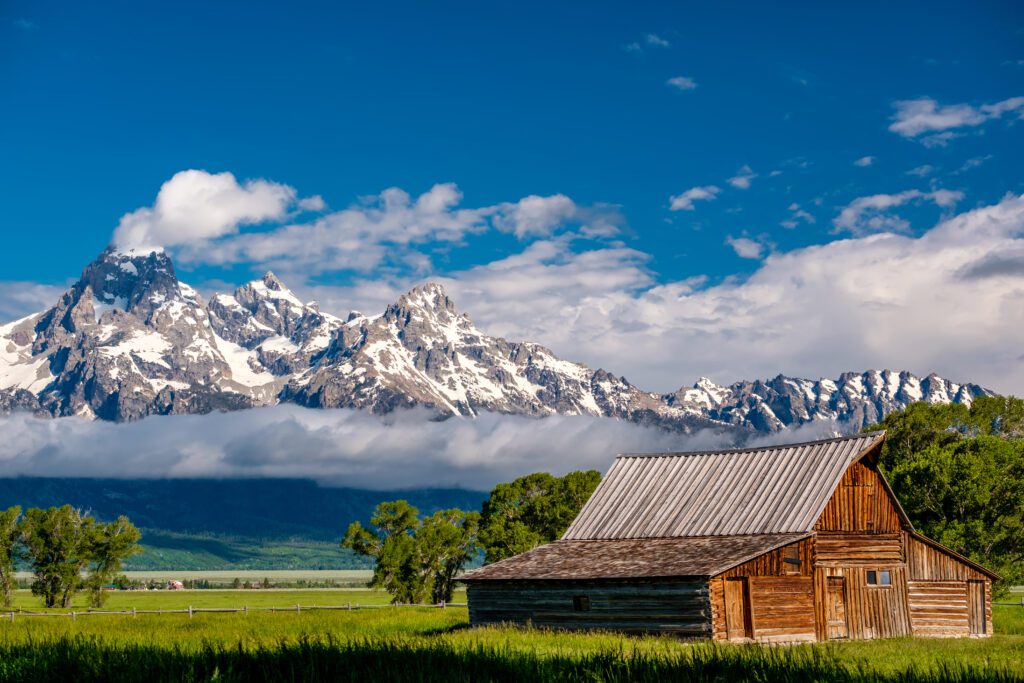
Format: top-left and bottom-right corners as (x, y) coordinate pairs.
(461, 432), (998, 642)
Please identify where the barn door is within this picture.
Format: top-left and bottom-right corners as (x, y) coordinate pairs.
(724, 577), (752, 641)
(968, 581), (986, 635)
(825, 576), (849, 640)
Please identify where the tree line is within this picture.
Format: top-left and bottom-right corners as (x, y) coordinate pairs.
(0, 505), (141, 608)
(868, 395), (1024, 589)
(342, 471), (601, 604)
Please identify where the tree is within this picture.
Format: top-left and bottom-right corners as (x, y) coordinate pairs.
(418, 509), (480, 604)
(478, 470), (601, 563)
(343, 500), (427, 604)
(84, 515), (142, 607)
(18, 506), (95, 608)
(889, 436), (1024, 588)
(342, 501), (481, 604)
(0, 506), (20, 608)
(868, 396), (1024, 470)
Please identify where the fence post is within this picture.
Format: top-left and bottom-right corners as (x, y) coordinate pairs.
(188, 605), (193, 619)
(441, 600), (446, 609)
(133, 607), (137, 619)
(296, 604), (300, 613)
(244, 605), (248, 616)
(71, 611), (76, 622)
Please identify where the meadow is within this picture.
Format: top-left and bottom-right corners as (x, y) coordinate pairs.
(0, 589), (1022, 681)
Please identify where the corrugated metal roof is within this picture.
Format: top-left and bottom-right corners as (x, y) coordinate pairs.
(562, 431), (885, 540)
(460, 533), (810, 581)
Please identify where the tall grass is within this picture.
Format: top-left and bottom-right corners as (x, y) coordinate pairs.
(0, 636), (1019, 683)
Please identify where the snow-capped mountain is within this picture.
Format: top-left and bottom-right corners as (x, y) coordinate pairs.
(0, 248), (994, 431)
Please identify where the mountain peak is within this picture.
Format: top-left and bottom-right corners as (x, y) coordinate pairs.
(79, 246), (181, 316)
(394, 282), (459, 315)
(262, 271), (287, 290)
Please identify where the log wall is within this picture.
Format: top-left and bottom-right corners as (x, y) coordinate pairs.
(903, 533), (992, 638)
(467, 580), (711, 635)
(711, 539), (816, 642)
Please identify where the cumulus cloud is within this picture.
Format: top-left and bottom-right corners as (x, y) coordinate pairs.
(0, 407), (729, 490)
(667, 76), (698, 91)
(727, 165), (757, 189)
(669, 185), (720, 211)
(853, 156), (874, 167)
(113, 170), (303, 251)
(309, 194), (1024, 397)
(833, 189), (963, 235)
(492, 194), (577, 239)
(889, 96), (1024, 141)
(175, 183), (589, 276)
(726, 236), (765, 259)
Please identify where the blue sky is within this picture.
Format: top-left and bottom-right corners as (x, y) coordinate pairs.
(3, 0), (1024, 393)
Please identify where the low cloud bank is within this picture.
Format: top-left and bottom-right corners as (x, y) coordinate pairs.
(0, 407), (748, 491)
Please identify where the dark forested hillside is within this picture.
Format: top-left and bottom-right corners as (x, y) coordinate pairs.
(0, 479), (487, 570)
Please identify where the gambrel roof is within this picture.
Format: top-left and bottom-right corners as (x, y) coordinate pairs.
(562, 431), (887, 540)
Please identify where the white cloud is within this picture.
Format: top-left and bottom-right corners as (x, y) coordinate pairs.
(781, 203), (815, 229)
(727, 165), (757, 189)
(667, 76), (697, 91)
(0, 407), (728, 490)
(954, 155), (993, 174)
(853, 156), (874, 167)
(493, 194), (577, 239)
(669, 185), (720, 211)
(173, 183), (587, 276)
(726, 236), (765, 259)
(0, 282), (67, 322)
(425, 194), (1024, 396)
(833, 189), (963, 235)
(113, 170), (303, 251)
(906, 165), (936, 177)
(889, 96), (1024, 141)
(625, 34), (671, 52)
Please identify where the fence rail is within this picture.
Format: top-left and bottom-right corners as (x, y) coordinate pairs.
(1, 602), (467, 621)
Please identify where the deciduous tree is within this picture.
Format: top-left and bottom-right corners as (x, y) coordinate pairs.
(0, 506), (20, 608)
(478, 470), (601, 563)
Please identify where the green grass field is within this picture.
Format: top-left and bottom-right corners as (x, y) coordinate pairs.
(0, 590), (1022, 681)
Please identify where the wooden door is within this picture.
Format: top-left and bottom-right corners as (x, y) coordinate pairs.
(968, 581), (986, 635)
(825, 576), (849, 640)
(724, 577), (752, 641)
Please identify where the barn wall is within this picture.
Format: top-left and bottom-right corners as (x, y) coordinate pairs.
(815, 460), (902, 533)
(467, 580), (711, 635)
(904, 533), (989, 581)
(812, 565), (912, 640)
(903, 533), (992, 638)
(710, 539), (815, 642)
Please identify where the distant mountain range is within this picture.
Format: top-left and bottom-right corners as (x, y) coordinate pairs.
(0, 247), (993, 433)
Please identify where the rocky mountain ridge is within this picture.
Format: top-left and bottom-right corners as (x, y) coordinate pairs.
(0, 247), (993, 432)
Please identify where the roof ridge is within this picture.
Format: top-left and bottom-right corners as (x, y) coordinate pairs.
(616, 430), (885, 459)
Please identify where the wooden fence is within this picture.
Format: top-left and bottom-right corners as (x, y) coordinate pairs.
(0, 602), (467, 621)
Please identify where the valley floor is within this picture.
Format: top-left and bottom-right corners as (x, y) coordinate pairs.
(0, 590), (1022, 681)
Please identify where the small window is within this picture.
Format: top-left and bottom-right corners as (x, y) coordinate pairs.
(866, 570), (892, 586)
(572, 595), (590, 612)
